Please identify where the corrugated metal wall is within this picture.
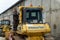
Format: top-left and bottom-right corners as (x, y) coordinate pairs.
(24, 0), (60, 36)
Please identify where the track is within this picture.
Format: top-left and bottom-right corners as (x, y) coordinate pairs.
(14, 35), (26, 40)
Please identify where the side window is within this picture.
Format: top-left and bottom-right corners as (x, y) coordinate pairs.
(26, 12), (29, 18)
(42, 13), (46, 23)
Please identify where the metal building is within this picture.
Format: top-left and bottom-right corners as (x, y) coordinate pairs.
(0, 0), (24, 26)
(0, 0), (60, 37)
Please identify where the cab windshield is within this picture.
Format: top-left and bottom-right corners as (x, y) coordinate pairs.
(1, 20), (10, 25)
(23, 8), (43, 24)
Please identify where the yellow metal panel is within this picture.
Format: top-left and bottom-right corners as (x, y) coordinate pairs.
(45, 23), (51, 33)
(19, 6), (44, 9)
(20, 23), (50, 35)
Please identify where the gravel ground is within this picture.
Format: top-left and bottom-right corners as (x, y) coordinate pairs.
(0, 36), (55, 40)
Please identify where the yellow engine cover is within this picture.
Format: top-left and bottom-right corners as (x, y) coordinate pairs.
(20, 23), (50, 35)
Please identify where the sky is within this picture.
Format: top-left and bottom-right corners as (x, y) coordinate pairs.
(0, 0), (19, 14)
(0, 0), (60, 14)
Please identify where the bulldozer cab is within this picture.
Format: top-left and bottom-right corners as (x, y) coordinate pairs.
(0, 20), (10, 37)
(19, 7), (43, 24)
(1, 20), (11, 32)
(22, 7), (43, 24)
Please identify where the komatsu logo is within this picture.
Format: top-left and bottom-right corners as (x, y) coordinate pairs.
(28, 26), (44, 29)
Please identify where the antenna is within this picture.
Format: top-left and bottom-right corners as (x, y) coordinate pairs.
(30, 0), (33, 6)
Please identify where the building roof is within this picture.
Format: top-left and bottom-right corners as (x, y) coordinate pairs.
(0, 0), (24, 15)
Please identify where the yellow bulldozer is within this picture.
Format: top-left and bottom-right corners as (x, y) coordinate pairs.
(0, 5), (50, 40)
(0, 20), (12, 40)
(0, 19), (11, 32)
(13, 5), (50, 40)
